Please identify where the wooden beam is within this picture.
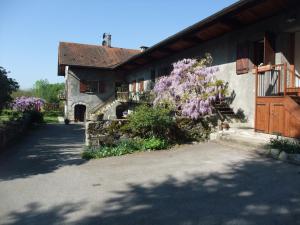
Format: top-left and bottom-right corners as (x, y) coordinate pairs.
(220, 17), (244, 29)
(182, 36), (203, 44)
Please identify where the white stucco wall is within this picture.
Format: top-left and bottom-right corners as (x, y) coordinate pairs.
(124, 9), (300, 128)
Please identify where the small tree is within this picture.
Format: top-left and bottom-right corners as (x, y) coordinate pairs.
(153, 54), (227, 119)
(34, 79), (64, 103)
(0, 67), (19, 111)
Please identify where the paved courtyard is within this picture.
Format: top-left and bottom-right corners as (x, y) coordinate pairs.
(0, 124), (300, 225)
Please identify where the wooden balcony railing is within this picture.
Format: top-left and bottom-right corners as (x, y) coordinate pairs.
(58, 92), (66, 100)
(254, 63), (297, 97)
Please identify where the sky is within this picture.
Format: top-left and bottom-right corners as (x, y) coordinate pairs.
(0, 0), (237, 89)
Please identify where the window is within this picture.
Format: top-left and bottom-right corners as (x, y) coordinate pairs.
(86, 81), (98, 93)
(253, 32), (276, 67)
(151, 69), (156, 82)
(253, 40), (264, 66)
(80, 80), (87, 93)
(158, 65), (172, 76)
(139, 79), (144, 92)
(79, 80), (106, 94)
(132, 80), (136, 93)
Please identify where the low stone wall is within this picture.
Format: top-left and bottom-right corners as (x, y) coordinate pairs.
(85, 120), (128, 147)
(0, 114), (32, 150)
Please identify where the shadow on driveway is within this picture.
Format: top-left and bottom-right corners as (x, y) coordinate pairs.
(3, 154), (300, 225)
(0, 124), (86, 181)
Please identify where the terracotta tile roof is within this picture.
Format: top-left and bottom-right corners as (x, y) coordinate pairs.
(58, 42), (140, 75)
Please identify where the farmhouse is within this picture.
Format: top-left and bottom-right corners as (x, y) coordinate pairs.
(58, 0), (300, 138)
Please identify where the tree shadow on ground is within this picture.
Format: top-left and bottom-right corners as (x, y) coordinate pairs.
(3, 155), (300, 225)
(0, 124), (86, 181)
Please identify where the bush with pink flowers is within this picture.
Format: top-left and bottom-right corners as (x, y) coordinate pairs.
(12, 96), (44, 112)
(153, 54), (227, 119)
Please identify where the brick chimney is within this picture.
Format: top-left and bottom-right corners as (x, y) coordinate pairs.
(140, 46), (148, 52)
(102, 33), (111, 47)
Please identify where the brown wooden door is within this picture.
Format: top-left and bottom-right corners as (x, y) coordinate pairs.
(255, 102), (270, 133)
(269, 103), (285, 135)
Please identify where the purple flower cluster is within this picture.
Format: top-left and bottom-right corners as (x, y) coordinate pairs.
(153, 57), (226, 119)
(12, 96), (44, 112)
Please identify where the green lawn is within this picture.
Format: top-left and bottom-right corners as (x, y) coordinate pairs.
(43, 115), (59, 123)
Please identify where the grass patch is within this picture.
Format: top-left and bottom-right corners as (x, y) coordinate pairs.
(268, 137), (300, 154)
(43, 116), (58, 123)
(82, 137), (170, 160)
(0, 109), (22, 123)
(42, 110), (63, 123)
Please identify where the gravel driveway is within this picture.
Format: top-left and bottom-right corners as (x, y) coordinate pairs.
(0, 124), (299, 225)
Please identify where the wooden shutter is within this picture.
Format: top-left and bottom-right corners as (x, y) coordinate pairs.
(132, 80), (136, 93)
(264, 32), (275, 65)
(236, 42), (250, 75)
(139, 79), (144, 92)
(80, 80), (87, 93)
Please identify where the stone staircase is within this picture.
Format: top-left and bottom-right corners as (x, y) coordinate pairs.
(90, 96), (122, 120)
(213, 100), (238, 121)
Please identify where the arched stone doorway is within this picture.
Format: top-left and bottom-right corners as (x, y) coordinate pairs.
(116, 104), (128, 119)
(74, 104), (86, 122)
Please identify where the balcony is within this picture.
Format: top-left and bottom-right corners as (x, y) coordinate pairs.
(58, 91), (66, 100)
(116, 91), (129, 102)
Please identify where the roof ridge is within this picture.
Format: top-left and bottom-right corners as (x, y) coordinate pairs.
(59, 41), (140, 52)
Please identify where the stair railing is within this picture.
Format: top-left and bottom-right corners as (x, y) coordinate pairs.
(90, 95), (115, 114)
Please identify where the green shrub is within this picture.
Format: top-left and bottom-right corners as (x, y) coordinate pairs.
(269, 137), (300, 154)
(82, 138), (170, 159)
(126, 104), (174, 139)
(141, 137), (169, 150)
(27, 111), (44, 123)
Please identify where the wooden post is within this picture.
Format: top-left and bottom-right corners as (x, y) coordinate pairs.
(278, 70), (281, 94)
(255, 67), (258, 97)
(254, 67), (258, 131)
(284, 63), (287, 96)
(291, 64), (295, 88)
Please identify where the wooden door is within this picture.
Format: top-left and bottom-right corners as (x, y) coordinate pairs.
(255, 102), (270, 133)
(269, 103), (285, 135)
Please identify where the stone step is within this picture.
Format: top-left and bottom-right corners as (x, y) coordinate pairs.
(210, 128), (276, 149)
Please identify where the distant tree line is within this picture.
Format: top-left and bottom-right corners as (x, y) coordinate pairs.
(13, 79), (64, 104)
(0, 67), (19, 111)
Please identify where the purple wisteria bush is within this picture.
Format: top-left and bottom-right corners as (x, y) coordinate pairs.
(153, 54), (227, 119)
(12, 96), (44, 112)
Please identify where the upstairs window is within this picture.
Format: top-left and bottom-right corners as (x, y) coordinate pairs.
(79, 80), (106, 94)
(151, 69), (156, 82)
(132, 80), (136, 93)
(139, 79), (144, 92)
(253, 40), (264, 66)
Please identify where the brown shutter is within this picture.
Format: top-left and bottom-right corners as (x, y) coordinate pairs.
(132, 80), (136, 93)
(236, 42), (250, 75)
(264, 32), (275, 65)
(80, 80), (87, 93)
(139, 79), (144, 92)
